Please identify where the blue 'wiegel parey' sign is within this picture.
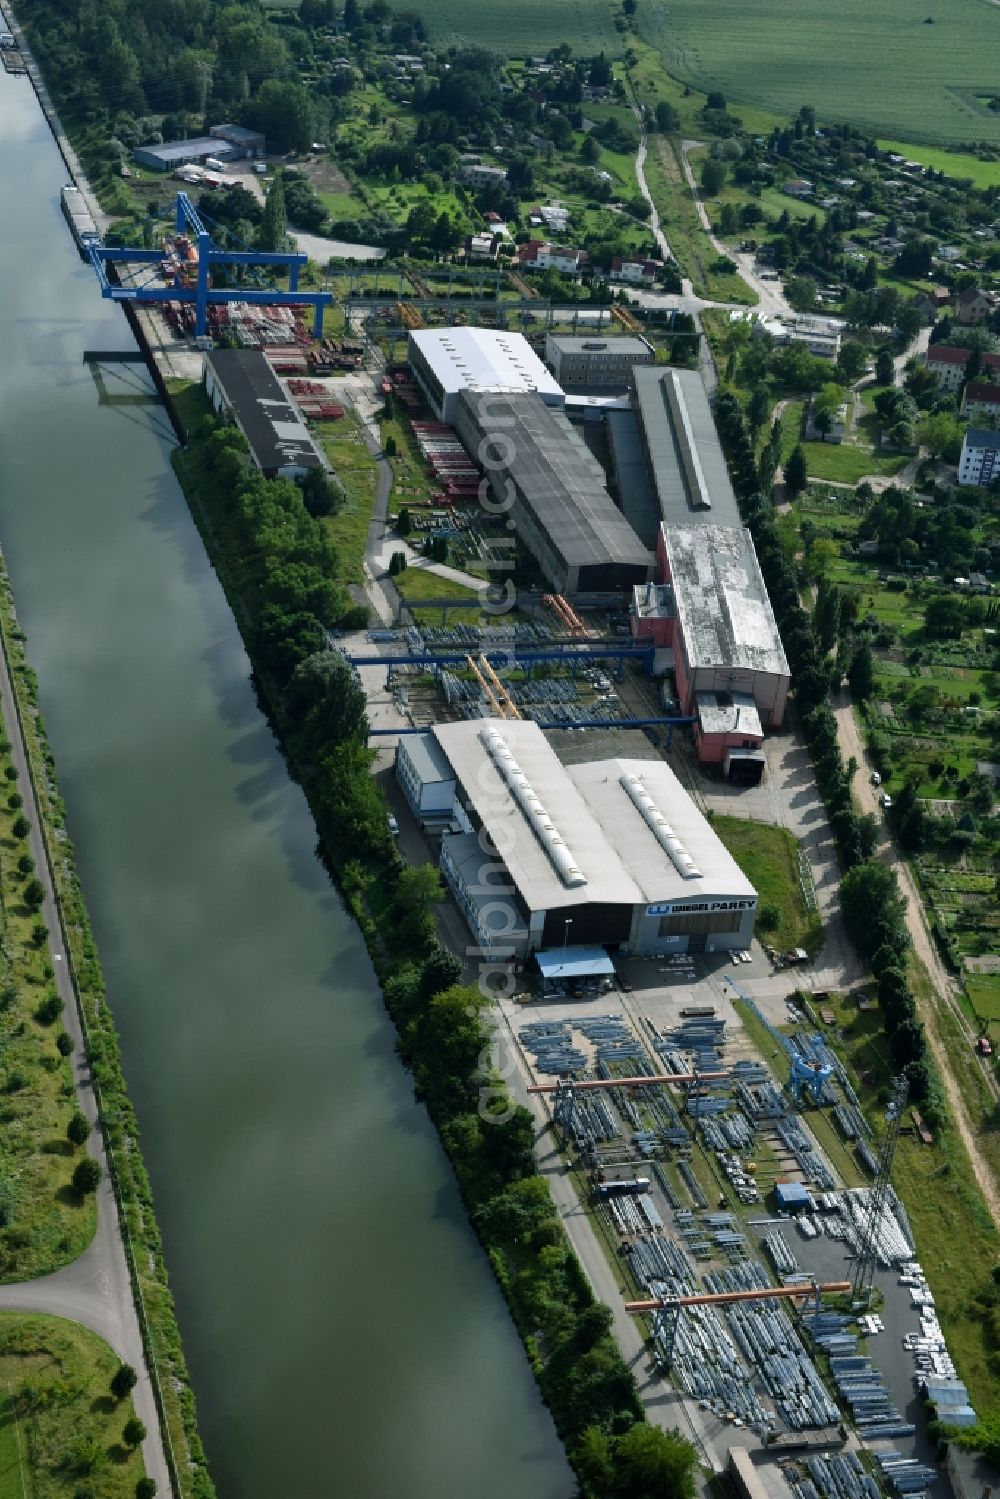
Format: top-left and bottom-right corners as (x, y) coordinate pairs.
(645, 898), (757, 917)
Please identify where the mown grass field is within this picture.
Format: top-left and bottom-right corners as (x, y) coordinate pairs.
(315, 414), (379, 589)
(711, 815), (822, 957)
(637, 0), (1000, 145)
(878, 140), (1000, 189)
(780, 402), (909, 486)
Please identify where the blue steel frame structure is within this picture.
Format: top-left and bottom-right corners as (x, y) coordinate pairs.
(88, 192), (334, 337)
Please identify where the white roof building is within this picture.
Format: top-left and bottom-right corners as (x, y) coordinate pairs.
(407, 327), (565, 421)
(411, 719), (757, 957)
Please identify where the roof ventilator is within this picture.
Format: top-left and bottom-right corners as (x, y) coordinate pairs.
(478, 726), (587, 888)
(619, 774), (703, 879)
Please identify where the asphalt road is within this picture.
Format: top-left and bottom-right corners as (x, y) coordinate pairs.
(0, 600), (171, 1498)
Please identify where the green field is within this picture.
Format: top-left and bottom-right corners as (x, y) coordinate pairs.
(711, 815), (822, 956)
(412, 0), (623, 55)
(878, 139), (1000, 188)
(635, 0), (1000, 145)
(409, 0), (1000, 144)
(0, 1314), (148, 1499)
(0, 1399), (24, 1499)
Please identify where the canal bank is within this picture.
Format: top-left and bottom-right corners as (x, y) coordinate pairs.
(0, 53), (571, 1499)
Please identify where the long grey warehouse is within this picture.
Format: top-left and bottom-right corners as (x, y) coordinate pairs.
(395, 718), (757, 958)
(451, 389), (654, 593)
(631, 364), (743, 532)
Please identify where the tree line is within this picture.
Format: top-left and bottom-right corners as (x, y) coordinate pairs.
(714, 392), (936, 1110)
(179, 413), (698, 1498)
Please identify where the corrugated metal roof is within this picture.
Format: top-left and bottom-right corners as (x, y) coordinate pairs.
(665, 525), (789, 678)
(431, 721), (755, 916)
(632, 366), (742, 532)
(409, 327), (563, 402)
(608, 407), (660, 547)
(568, 757), (756, 906)
(205, 350), (323, 474)
(457, 391), (652, 572)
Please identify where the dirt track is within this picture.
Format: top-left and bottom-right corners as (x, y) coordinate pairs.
(834, 690), (1000, 1226)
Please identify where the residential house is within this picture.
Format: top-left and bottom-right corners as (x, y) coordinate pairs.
(539, 203), (570, 234)
(953, 286), (998, 325)
(459, 163), (508, 190)
(925, 344), (1000, 393)
(961, 379), (1000, 419)
(958, 427), (1000, 485)
(610, 256), (663, 286)
(465, 233), (500, 261)
(516, 240), (585, 274)
(784, 178), (813, 199)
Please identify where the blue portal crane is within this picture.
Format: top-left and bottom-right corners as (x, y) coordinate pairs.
(87, 193), (335, 337)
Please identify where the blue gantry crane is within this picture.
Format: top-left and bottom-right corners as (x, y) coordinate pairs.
(723, 974), (833, 1107)
(87, 192), (335, 337)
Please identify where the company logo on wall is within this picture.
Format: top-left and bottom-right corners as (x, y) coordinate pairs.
(646, 898), (757, 916)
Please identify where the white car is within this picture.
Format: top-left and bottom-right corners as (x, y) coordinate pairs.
(880, 794), (893, 810)
(387, 813), (400, 836)
(870, 771), (881, 787)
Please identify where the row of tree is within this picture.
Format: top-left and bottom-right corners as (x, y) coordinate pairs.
(183, 414), (698, 1497)
(712, 392), (934, 1105)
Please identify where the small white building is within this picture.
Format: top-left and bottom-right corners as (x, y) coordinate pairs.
(394, 733), (457, 823)
(459, 162), (508, 190)
(610, 256), (663, 285)
(753, 314), (842, 360)
(958, 427), (1000, 486)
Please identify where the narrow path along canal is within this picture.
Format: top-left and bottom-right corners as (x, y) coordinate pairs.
(0, 71), (571, 1499)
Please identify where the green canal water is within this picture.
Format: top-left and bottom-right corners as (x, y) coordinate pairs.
(0, 71), (571, 1499)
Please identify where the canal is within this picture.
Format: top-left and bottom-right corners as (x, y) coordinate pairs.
(0, 71), (571, 1499)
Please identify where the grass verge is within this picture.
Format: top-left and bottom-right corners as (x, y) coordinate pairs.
(0, 564), (214, 1499)
(712, 814), (822, 956)
(0, 711), (96, 1281)
(0, 1312), (148, 1499)
(643, 138), (756, 304)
